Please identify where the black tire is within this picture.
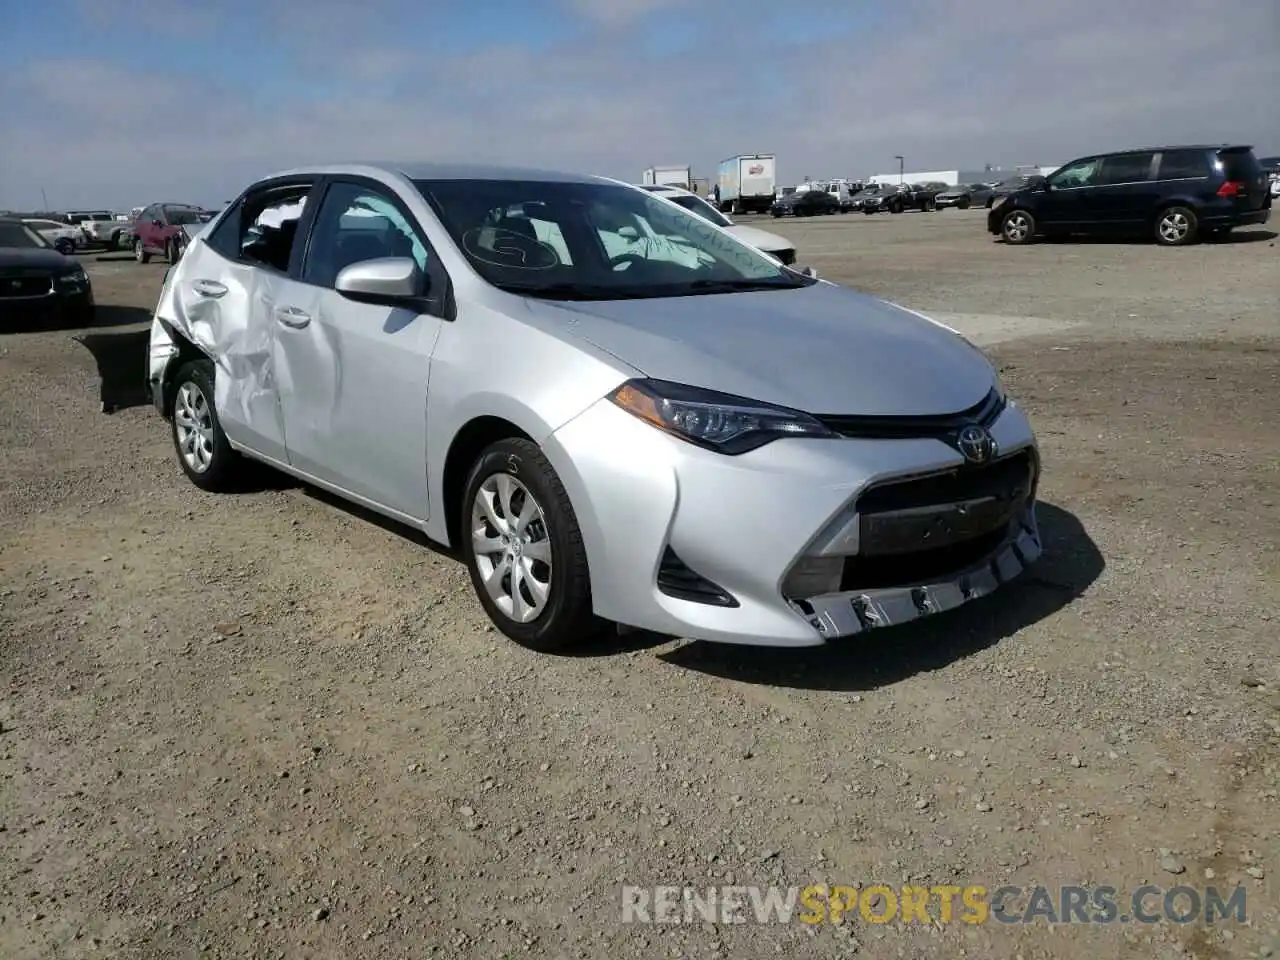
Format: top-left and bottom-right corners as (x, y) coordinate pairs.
(134, 237), (151, 264)
(169, 359), (241, 492)
(958, 198), (971, 210)
(106, 232), (119, 252)
(1000, 208), (1036, 244)
(1154, 205), (1198, 246)
(167, 238), (182, 264)
(461, 437), (601, 652)
(54, 238), (75, 255)
(863, 208), (875, 215)
(985, 197), (994, 208)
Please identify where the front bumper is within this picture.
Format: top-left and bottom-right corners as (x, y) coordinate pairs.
(545, 397), (1041, 647)
(0, 282), (94, 328)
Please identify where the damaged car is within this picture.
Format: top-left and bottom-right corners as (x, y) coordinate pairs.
(147, 162), (1041, 651)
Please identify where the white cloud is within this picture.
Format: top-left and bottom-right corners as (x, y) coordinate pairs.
(2, 0), (1276, 209)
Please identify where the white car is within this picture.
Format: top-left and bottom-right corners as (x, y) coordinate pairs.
(22, 218), (81, 255)
(637, 185), (797, 265)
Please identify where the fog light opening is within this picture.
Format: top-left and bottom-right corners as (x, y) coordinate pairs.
(781, 556), (844, 601)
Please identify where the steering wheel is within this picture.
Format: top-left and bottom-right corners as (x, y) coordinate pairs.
(608, 252), (648, 271)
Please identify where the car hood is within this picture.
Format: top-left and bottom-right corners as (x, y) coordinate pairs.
(937, 190), (967, 198)
(722, 223), (793, 254)
(539, 282), (995, 416)
(0, 247), (73, 270)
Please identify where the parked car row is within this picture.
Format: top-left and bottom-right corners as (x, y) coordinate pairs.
(988, 143), (1272, 246)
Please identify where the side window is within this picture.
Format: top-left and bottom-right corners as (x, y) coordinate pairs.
(1048, 158), (1102, 189)
(1098, 153), (1154, 185)
(301, 181), (428, 289)
(1158, 150), (1211, 180)
(204, 186), (312, 271)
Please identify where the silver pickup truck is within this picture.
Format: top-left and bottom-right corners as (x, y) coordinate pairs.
(61, 210), (131, 250)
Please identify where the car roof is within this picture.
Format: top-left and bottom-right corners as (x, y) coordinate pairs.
(1088, 144), (1252, 156)
(259, 161), (612, 186)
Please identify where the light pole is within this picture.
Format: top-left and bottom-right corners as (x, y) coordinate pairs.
(894, 155), (904, 186)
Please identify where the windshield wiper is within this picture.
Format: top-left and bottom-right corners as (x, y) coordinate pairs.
(679, 278), (806, 295)
(494, 281), (654, 301)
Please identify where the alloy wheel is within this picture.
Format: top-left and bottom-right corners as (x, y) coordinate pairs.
(173, 381), (215, 473)
(1004, 211), (1032, 242)
(1158, 211), (1190, 244)
(470, 472), (553, 623)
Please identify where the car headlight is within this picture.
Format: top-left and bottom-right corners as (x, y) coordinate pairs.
(608, 379), (838, 454)
(57, 268), (88, 288)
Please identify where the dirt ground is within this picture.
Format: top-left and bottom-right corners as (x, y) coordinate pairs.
(2, 209), (1277, 960)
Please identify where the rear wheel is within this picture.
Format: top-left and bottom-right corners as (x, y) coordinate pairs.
(461, 438), (601, 651)
(1001, 209), (1036, 244)
(106, 232), (120, 252)
(54, 238), (75, 255)
(169, 360), (241, 491)
(134, 237), (151, 264)
(1155, 206), (1198, 246)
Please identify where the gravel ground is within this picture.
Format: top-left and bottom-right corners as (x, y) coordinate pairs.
(2, 211), (1277, 960)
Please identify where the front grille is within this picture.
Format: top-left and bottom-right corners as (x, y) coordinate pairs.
(656, 547), (739, 607)
(0, 272), (54, 298)
(815, 388), (1005, 440)
(841, 449), (1037, 591)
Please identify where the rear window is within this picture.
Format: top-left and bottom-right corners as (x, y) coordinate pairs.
(1217, 148), (1261, 181)
(1158, 150), (1211, 179)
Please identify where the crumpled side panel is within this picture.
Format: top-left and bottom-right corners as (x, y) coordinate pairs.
(154, 242), (286, 454)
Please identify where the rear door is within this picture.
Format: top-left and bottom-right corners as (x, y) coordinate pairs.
(1092, 152), (1158, 228)
(172, 181), (316, 462)
(270, 177), (448, 522)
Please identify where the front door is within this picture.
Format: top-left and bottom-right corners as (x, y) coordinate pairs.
(271, 179), (446, 522)
(1038, 157), (1103, 229)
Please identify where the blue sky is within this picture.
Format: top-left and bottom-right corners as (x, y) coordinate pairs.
(1, 0), (1276, 210)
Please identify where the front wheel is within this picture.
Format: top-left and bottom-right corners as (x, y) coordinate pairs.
(1001, 208), (1036, 244)
(106, 232), (120, 252)
(461, 438), (601, 651)
(54, 238), (75, 255)
(134, 237), (151, 264)
(169, 360), (241, 491)
(1155, 206), (1198, 246)
(958, 198), (971, 210)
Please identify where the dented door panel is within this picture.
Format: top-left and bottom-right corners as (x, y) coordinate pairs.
(149, 241), (289, 463)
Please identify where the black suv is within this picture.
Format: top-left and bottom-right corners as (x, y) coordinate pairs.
(988, 145), (1271, 246)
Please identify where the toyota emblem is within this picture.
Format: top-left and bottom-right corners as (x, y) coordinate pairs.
(956, 424), (996, 464)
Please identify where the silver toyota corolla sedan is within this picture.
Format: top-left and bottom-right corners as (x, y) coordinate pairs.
(147, 162), (1041, 651)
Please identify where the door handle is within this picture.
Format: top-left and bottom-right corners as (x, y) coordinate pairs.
(191, 279), (228, 299)
(274, 305), (312, 329)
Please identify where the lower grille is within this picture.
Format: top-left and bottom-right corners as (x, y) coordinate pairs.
(842, 450), (1037, 591)
(0, 273), (54, 298)
(656, 547), (738, 607)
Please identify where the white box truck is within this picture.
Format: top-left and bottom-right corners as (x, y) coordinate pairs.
(641, 165), (692, 189)
(715, 154), (776, 214)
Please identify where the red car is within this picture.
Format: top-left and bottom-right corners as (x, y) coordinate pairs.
(131, 203), (207, 264)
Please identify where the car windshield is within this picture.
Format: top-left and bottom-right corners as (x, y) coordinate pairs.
(664, 193), (732, 227)
(416, 178), (811, 300)
(0, 221), (49, 248)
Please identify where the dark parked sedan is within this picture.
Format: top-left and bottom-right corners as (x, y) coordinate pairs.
(770, 189), (840, 217)
(0, 218), (94, 328)
(936, 183), (996, 209)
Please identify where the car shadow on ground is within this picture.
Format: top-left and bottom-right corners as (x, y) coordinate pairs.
(654, 502), (1103, 690)
(1037, 229), (1277, 246)
(73, 310), (154, 412)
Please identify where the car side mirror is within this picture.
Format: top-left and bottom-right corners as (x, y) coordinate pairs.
(335, 257), (425, 306)
(797, 265), (819, 279)
(617, 226), (639, 241)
